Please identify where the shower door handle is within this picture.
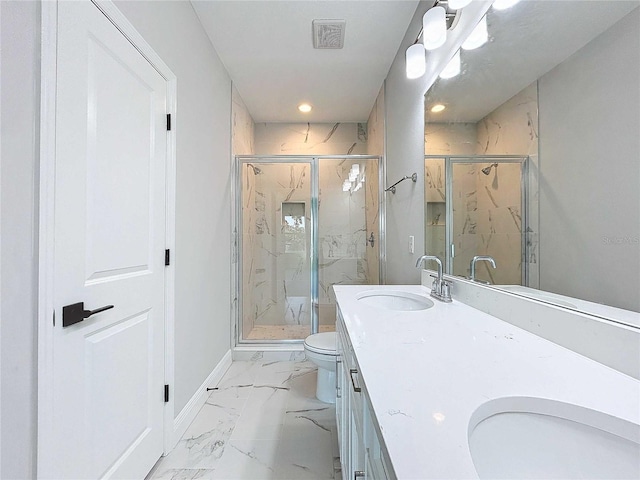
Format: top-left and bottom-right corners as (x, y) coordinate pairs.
(367, 232), (375, 248)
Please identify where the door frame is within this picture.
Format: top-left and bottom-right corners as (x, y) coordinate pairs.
(37, 0), (177, 475)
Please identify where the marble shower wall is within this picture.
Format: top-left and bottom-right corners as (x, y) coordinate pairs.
(425, 123), (477, 156)
(241, 160), (378, 331)
(254, 123), (367, 156)
(318, 159), (375, 325)
(476, 81), (539, 287)
(424, 158), (447, 262)
(451, 162), (523, 284)
(365, 86), (384, 287)
(242, 163), (312, 331)
(232, 86), (256, 340)
(367, 85), (385, 156)
(423, 81), (539, 286)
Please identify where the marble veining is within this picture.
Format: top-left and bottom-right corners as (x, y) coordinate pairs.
(254, 123), (367, 156)
(241, 156), (380, 339)
(149, 359), (337, 480)
(425, 81), (540, 286)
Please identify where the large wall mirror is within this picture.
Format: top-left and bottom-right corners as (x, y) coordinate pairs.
(423, 1), (639, 325)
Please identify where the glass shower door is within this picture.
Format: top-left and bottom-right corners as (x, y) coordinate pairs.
(317, 157), (380, 329)
(239, 160), (312, 341)
(450, 157), (527, 284)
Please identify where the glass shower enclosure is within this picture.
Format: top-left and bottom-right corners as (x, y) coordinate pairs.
(235, 156), (382, 344)
(425, 155), (529, 285)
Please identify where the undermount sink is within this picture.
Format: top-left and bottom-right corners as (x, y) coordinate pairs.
(356, 290), (434, 311)
(469, 397), (640, 479)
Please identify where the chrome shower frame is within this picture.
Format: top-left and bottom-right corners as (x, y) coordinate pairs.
(425, 155), (530, 286)
(233, 155), (384, 347)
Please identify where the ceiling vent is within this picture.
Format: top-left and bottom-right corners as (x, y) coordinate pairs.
(312, 20), (346, 49)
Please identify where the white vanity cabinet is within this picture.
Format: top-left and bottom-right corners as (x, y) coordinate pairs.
(336, 309), (394, 480)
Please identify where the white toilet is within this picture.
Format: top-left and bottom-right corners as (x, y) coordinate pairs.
(303, 332), (337, 403)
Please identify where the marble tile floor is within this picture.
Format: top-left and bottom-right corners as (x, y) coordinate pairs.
(245, 325), (335, 341)
(147, 354), (340, 480)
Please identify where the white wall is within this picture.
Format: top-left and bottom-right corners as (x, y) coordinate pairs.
(538, 8), (640, 311)
(232, 84), (255, 156)
(0, 2), (40, 478)
(0, 2), (234, 475)
(114, 1), (233, 416)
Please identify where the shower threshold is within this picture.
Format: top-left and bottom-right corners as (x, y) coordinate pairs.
(246, 324), (335, 341)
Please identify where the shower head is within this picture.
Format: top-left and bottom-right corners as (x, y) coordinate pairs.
(481, 163), (498, 175)
(248, 164), (262, 175)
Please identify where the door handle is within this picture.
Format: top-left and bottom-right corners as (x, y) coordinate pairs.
(349, 368), (362, 393)
(62, 302), (114, 327)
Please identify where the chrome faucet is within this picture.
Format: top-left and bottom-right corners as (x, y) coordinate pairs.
(470, 255), (497, 284)
(416, 255), (452, 303)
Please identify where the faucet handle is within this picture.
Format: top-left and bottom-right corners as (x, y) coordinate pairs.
(441, 281), (452, 301)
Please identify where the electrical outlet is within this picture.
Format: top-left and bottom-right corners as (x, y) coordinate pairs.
(409, 235), (415, 254)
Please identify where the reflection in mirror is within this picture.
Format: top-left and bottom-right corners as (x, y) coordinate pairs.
(425, 156), (527, 285)
(423, 1), (640, 324)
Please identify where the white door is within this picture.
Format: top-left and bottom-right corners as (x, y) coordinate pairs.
(50, 1), (167, 478)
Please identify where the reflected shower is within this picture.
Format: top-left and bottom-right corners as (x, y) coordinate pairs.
(481, 163), (498, 175)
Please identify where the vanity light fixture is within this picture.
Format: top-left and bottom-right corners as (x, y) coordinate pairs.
(462, 15), (488, 50)
(298, 103), (312, 113)
(405, 2), (460, 79)
(423, 6), (447, 50)
(439, 50), (461, 79)
(430, 104), (446, 113)
(492, 0), (521, 10)
(447, 0), (472, 9)
(406, 43), (427, 79)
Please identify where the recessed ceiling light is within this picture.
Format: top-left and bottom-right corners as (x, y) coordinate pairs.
(431, 104), (446, 113)
(298, 103), (312, 113)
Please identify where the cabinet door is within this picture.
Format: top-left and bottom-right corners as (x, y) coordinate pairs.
(363, 399), (389, 480)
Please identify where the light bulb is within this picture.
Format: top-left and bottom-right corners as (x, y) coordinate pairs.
(430, 104), (446, 113)
(423, 7), (447, 51)
(405, 43), (426, 79)
(448, 0), (472, 9)
(343, 180), (351, 192)
(462, 15), (488, 50)
(298, 103), (312, 113)
(439, 50), (461, 79)
(493, 0), (521, 10)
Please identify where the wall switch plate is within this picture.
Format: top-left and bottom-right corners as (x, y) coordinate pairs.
(409, 235), (415, 254)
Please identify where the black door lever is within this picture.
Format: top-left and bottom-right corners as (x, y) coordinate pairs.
(62, 302), (114, 327)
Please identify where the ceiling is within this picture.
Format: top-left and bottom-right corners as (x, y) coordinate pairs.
(192, 0), (420, 123)
(424, 1), (639, 123)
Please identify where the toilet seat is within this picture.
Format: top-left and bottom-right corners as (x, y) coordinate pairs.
(304, 332), (337, 355)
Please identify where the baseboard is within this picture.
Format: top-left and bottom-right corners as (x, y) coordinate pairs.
(170, 349), (232, 449)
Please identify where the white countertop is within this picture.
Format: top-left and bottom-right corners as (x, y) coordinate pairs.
(334, 285), (640, 479)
